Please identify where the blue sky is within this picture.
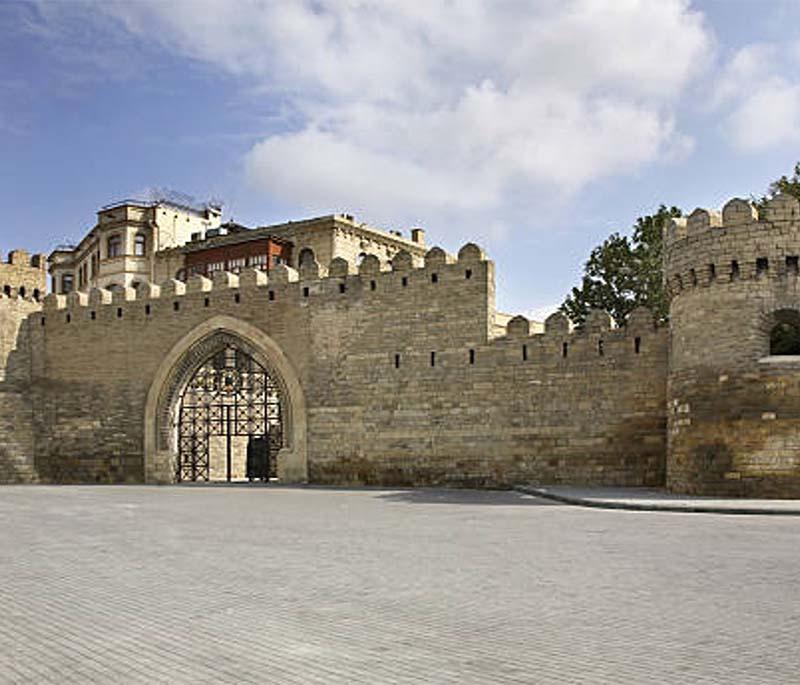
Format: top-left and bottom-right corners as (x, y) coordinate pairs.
(1, 0), (799, 317)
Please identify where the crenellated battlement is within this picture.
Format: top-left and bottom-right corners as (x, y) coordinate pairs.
(495, 306), (661, 364)
(664, 193), (800, 297)
(36, 236), (661, 372)
(41, 243), (489, 322)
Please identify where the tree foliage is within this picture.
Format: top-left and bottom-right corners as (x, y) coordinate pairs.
(560, 206), (681, 328)
(755, 162), (800, 210)
(561, 162), (800, 329)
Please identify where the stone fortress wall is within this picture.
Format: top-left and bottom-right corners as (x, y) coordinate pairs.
(15, 244), (667, 488)
(665, 193), (800, 496)
(6, 191), (800, 497)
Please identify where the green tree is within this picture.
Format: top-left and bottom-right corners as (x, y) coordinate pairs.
(755, 161), (800, 210)
(562, 162), (800, 328)
(560, 205), (681, 327)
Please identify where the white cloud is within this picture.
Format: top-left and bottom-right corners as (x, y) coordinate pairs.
(34, 0), (713, 237)
(713, 41), (800, 152)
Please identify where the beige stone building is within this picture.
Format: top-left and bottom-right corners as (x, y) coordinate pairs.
(3, 192), (800, 497)
(49, 199), (223, 294)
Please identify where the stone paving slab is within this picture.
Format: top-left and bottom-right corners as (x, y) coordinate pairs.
(518, 485), (800, 515)
(1, 485), (800, 683)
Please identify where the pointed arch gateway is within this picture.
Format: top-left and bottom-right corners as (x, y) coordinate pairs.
(144, 316), (307, 484)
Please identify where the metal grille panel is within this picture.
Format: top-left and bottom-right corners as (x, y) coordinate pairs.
(177, 344), (283, 482)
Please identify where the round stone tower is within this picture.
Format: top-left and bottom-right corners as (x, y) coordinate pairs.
(664, 193), (800, 496)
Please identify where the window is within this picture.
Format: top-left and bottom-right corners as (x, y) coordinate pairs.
(134, 233), (147, 257)
(227, 257), (246, 274)
(770, 310), (800, 355)
(107, 234), (122, 258)
(730, 260), (740, 281)
(249, 254), (268, 270)
(756, 257), (769, 276)
(273, 255), (284, 266)
(207, 261), (225, 274)
(787, 256), (799, 275)
(62, 274), (74, 294)
(298, 248), (315, 267)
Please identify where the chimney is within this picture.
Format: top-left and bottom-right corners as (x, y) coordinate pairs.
(410, 228), (425, 246)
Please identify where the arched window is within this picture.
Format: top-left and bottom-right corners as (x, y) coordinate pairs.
(770, 310), (800, 355)
(357, 252), (367, 266)
(134, 233), (146, 256)
(298, 248), (315, 267)
(107, 234), (122, 258)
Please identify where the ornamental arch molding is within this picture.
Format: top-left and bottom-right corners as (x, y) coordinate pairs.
(144, 316), (307, 484)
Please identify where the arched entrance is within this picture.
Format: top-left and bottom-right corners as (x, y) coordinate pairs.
(176, 342), (283, 482)
(144, 316), (308, 484)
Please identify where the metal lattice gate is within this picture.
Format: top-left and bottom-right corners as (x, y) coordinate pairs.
(177, 344), (283, 482)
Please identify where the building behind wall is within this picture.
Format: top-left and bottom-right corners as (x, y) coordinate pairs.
(49, 199), (223, 295)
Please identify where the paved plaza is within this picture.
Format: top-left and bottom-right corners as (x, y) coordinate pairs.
(0, 486), (798, 684)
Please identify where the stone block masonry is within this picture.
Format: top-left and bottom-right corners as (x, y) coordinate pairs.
(7, 241), (667, 488)
(665, 193), (800, 496)
(5, 192), (800, 497)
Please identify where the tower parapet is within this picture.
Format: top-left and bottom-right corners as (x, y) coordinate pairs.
(664, 193), (800, 496)
(0, 250), (47, 301)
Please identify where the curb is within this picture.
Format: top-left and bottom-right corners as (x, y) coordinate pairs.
(514, 486), (800, 517)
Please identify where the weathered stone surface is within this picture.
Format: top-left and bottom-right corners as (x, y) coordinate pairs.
(665, 199), (800, 496)
(10, 192), (800, 497)
(0, 245), (667, 489)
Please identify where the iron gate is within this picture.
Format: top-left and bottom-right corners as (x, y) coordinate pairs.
(177, 343), (283, 482)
